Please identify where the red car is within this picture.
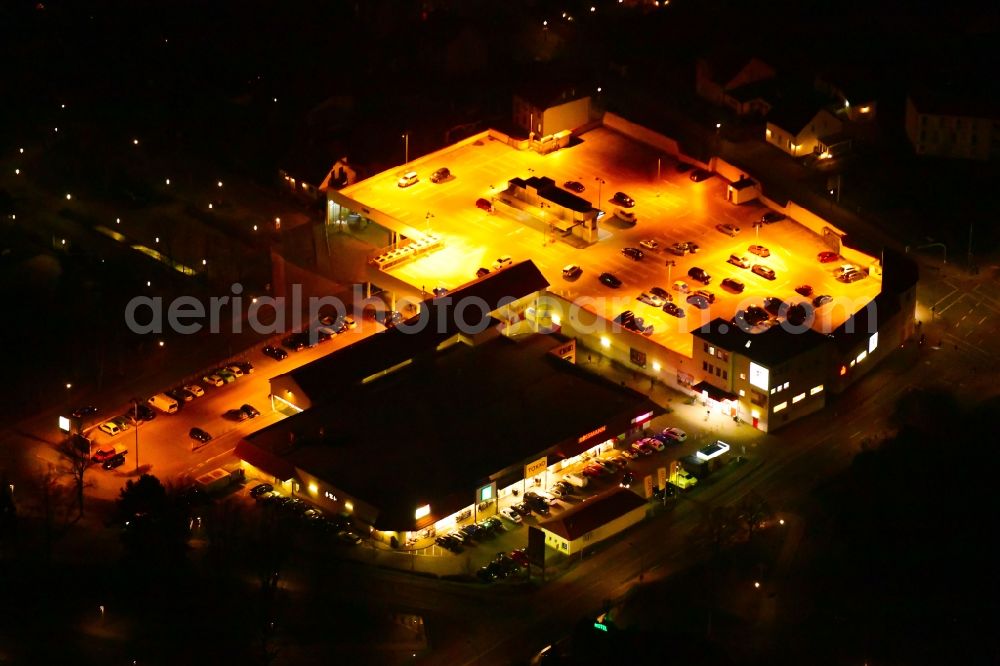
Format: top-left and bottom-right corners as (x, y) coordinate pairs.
(582, 464), (604, 478)
(795, 284), (814, 297)
(631, 441), (654, 456)
(91, 448), (119, 463)
(475, 198), (494, 213)
(818, 251), (839, 263)
(509, 549), (530, 567)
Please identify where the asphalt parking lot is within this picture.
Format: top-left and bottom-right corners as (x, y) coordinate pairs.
(342, 127), (881, 357)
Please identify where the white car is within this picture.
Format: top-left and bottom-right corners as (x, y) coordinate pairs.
(639, 239), (659, 251)
(184, 384), (205, 398)
(226, 365), (244, 377)
(500, 507), (523, 524)
(637, 291), (666, 308)
(202, 374), (224, 388)
(662, 427), (688, 442)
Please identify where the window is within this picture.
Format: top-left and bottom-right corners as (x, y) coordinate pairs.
(770, 388), (776, 395)
(773, 401), (787, 413)
(739, 373), (746, 380)
(702, 361), (708, 371)
(792, 392), (805, 404)
(722, 370), (728, 380)
(705, 343), (711, 353)
(738, 389), (745, 397)
(750, 390), (767, 407)
(783, 381), (789, 390)
(856, 350), (867, 363)
(869, 332), (878, 353)
(810, 385), (824, 395)
(715, 367), (721, 377)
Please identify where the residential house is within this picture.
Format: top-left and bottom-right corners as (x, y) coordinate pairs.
(905, 91), (999, 160)
(695, 55), (776, 116)
(765, 107), (843, 157)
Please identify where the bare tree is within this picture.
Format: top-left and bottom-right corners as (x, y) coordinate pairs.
(58, 435), (91, 517)
(738, 491), (771, 541)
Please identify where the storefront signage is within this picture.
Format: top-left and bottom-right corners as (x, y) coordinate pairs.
(643, 475), (654, 498)
(58, 416), (71, 433)
(657, 467), (667, 491)
(476, 482), (496, 503)
(631, 411), (653, 425)
(524, 457), (548, 478)
(749, 362), (770, 391)
(577, 425), (606, 444)
(414, 504), (431, 520)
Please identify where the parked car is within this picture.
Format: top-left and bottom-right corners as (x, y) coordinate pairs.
(663, 302), (686, 318)
(166, 388), (192, 403)
(476, 267), (491, 278)
(202, 374), (224, 387)
(817, 250), (839, 263)
(620, 447), (640, 460)
(225, 365), (244, 378)
(614, 209), (637, 224)
(740, 305), (770, 327)
(250, 483), (273, 498)
(764, 297), (787, 317)
(189, 427), (212, 443)
(728, 254), (751, 269)
(838, 269), (867, 283)
(687, 294), (710, 309)
(748, 244), (770, 258)
(639, 239), (659, 251)
(563, 180), (585, 193)
(751, 264), (776, 280)
(649, 286), (671, 301)
(689, 168), (712, 182)
(215, 369), (237, 384)
(694, 289), (716, 304)
(643, 437), (665, 452)
(91, 448), (119, 463)
(668, 242), (689, 256)
(282, 333), (312, 352)
(599, 272), (622, 288)
(687, 267), (711, 284)
(109, 416), (132, 431)
(720, 277), (745, 293)
(621, 247), (644, 261)
(225, 409), (249, 422)
(71, 405), (98, 419)
(98, 421), (122, 436)
(430, 167), (451, 183)
(762, 211), (786, 224)
(685, 241), (700, 254)
(610, 192), (635, 207)
(637, 291), (666, 307)
(786, 302), (813, 326)
(661, 427), (687, 442)
(795, 284), (814, 297)
(562, 264), (582, 280)
(716, 223), (741, 236)
(813, 294), (833, 307)
(102, 452), (127, 470)
(582, 464), (604, 478)
(262, 345), (288, 361)
(510, 549), (531, 567)
(500, 507), (523, 524)
(128, 403), (156, 423)
(620, 471), (636, 488)
(241, 404), (260, 418)
(475, 198), (494, 213)
(631, 441), (654, 456)
(397, 170), (418, 188)
(512, 502), (532, 517)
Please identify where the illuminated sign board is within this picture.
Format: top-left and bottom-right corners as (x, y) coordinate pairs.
(414, 504), (431, 520)
(58, 416), (71, 432)
(748, 362), (770, 391)
(643, 475), (654, 498)
(578, 425), (606, 444)
(869, 332), (878, 353)
(696, 440), (731, 460)
(631, 411), (653, 425)
(657, 467), (667, 491)
(524, 457), (548, 478)
(476, 482), (497, 503)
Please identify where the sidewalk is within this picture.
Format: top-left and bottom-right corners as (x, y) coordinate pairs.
(579, 355), (764, 452)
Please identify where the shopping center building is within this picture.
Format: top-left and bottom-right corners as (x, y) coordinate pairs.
(237, 263), (661, 545)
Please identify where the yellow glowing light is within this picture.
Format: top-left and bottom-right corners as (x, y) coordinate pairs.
(65, 383), (72, 389)
(551, 314), (561, 326)
(308, 482), (318, 495)
(14, 169), (19, 175)
(208, 203), (213, 209)
(217, 181), (223, 188)
(839, 365), (847, 376)
(65, 193), (72, 200)
(415, 504), (431, 520)
(158, 340), (165, 347)
(754, 581), (761, 589)
(165, 178), (170, 185)
(133, 138), (139, 145)
(344, 501), (354, 512)
(600, 336), (610, 348)
(859, 106), (870, 114)
(652, 361), (661, 372)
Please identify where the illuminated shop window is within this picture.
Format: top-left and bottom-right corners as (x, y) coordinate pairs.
(810, 385), (823, 395)
(856, 350), (867, 363)
(869, 332), (878, 353)
(773, 402), (787, 413)
(792, 393), (805, 404)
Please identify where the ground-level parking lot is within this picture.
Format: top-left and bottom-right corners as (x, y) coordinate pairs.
(344, 127), (881, 356)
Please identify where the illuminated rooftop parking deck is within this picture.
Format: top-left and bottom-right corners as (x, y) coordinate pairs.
(335, 127), (881, 357)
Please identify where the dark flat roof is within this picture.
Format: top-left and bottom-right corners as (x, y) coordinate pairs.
(281, 260), (549, 400)
(538, 487), (647, 541)
(245, 334), (658, 530)
(511, 176), (592, 213)
(692, 317), (831, 367)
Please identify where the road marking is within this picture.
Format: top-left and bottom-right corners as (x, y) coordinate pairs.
(978, 316), (988, 325)
(849, 431), (862, 439)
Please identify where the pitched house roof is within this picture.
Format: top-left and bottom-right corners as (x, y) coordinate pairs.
(538, 487), (647, 541)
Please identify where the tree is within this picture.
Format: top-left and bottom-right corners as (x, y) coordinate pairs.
(116, 474), (190, 563)
(58, 434), (91, 517)
(738, 491), (771, 541)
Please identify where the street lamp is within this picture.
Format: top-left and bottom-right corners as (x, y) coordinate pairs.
(595, 177), (606, 210)
(753, 220), (763, 240)
(665, 259), (676, 282)
(131, 398), (141, 471)
(402, 132), (409, 165)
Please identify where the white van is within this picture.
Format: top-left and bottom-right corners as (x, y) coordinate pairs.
(563, 473), (589, 488)
(493, 255), (512, 271)
(147, 393), (179, 414)
(397, 171), (419, 188)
